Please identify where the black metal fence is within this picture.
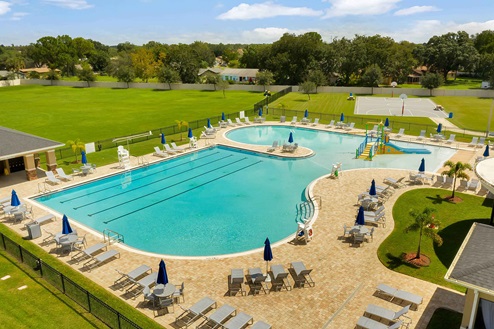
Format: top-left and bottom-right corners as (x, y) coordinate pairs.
(0, 233), (142, 329)
(253, 86), (292, 113)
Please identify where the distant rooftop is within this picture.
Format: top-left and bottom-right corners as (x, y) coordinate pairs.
(0, 126), (64, 161)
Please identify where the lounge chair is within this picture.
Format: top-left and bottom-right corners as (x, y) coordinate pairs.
(45, 171), (61, 184)
(477, 137), (486, 148)
(417, 130), (426, 141)
(365, 212), (386, 227)
(395, 128), (405, 138)
(153, 146), (168, 157)
(443, 176), (454, 188)
(197, 304), (236, 329)
(114, 264), (152, 289)
(248, 267), (269, 295)
(229, 269), (245, 296)
(364, 205), (385, 218)
(171, 142), (186, 153)
(459, 179), (469, 190)
(251, 321), (272, 329)
(344, 122), (355, 131)
(469, 136), (479, 147)
(235, 117), (245, 125)
(376, 284), (423, 309)
(126, 272), (158, 298)
(31, 213), (55, 225)
(267, 141), (278, 152)
(290, 261), (315, 287)
(223, 312), (253, 329)
(164, 144), (178, 155)
(468, 179), (480, 192)
(311, 118), (320, 126)
(290, 116), (297, 124)
(227, 119), (237, 126)
(173, 282), (185, 303)
(445, 134), (456, 144)
(357, 316), (403, 329)
(82, 249), (120, 270)
(270, 264), (291, 291)
(201, 131), (216, 139)
(244, 117), (252, 124)
(326, 120), (335, 129)
(56, 168), (73, 181)
(478, 184), (489, 196)
(364, 304), (410, 323)
(175, 296), (217, 328)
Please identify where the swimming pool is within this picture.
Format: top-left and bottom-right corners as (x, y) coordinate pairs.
(33, 126), (455, 257)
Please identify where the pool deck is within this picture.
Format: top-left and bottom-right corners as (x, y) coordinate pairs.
(1, 122), (487, 328)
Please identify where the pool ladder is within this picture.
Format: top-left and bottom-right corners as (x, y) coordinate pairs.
(137, 156), (149, 166)
(103, 229), (124, 245)
(37, 182), (51, 194)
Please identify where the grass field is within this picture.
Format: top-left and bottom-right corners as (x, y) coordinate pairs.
(377, 188), (493, 292)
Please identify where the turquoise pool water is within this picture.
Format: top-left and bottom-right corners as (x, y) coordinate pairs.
(33, 126), (455, 257)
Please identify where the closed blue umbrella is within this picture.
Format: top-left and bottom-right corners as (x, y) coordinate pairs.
(160, 133), (166, 145)
(304, 109), (308, 118)
(340, 113), (344, 122)
(263, 237), (273, 273)
(288, 132), (294, 144)
(157, 259), (169, 285)
(369, 179), (377, 196)
(221, 112), (225, 121)
(11, 189), (20, 207)
(61, 214), (73, 234)
(207, 118), (212, 128)
(484, 144), (490, 157)
(81, 151), (87, 165)
(437, 123), (442, 133)
(258, 108), (263, 117)
(384, 118), (389, 127)
(355, 206), (365, 226)
(188, 128), (193, 139)
(418, 158), (425, 173)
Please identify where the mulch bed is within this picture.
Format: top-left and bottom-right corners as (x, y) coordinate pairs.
(444, 196), (463, 203)
(402, 252), (431, 267)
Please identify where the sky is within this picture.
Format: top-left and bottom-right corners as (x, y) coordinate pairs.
(1, 0), (494, 46)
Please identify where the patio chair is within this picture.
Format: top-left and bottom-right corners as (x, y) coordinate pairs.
(417, 130), (426, 141)
(243, 117), (252, 124)
(477, 137), (486, 148)
(235, 117), (245, 125)
(83, 249), (120, 271)
(114, 264), (152, 289)
(290, 261), (315, 287)
(468, 179), (480, 192)
(312, 118), (320, 126)
(478, 184), (489, 196)
(395, 128), (405, 138)
(326, 120), (335, 129)
(270, 264), (291, 291)
(267, 141), (278, 152)
(45, 171), (61, 185)
(468, 136), (479, 147)
(197, 304), (236, 329)
(353, 233), (365, 246)
(126, 272), (158, 298)
(383, 177), (405, 188)
(356, 316), (403, 329)
(364, 304), (411, 323)
(42, 229), (56, 244)
(71, 242), (107, 263)
(155, 296), (175, 316)
(227, 118), (237, 126)
(164, 144), (178, 155)
(343, 224), (352, 238)
(153, 146), (168, 158)
(251, 321), (272, 329)
(290, 116), (297, 124)
(56, 168), (73, 181)
(171, 142), (186, 153)
(376, 283), (423, 309)
(445, 134), (456, 144)
(365, 227), (375, 242)
(248, 268), (269, 295)
(344, 122), (355, 131)
(175, 296), (217, 328)
(365, 212), (386, 227)
(223, 312), (253, 329)
(173, 282), (185, 303)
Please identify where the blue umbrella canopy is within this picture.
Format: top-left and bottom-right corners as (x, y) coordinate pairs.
(437, 123), (443, 133)
(418, 158), (425, 173)
(157, 259), (169, 285)
(340, 113), (345, 122)
(188, 128), (193, 139)
(11, 189), (20, 207)
(369, 179), (377, 196)
(160, 133), (166, 145)
(263, 237), (273, 273)
(356, 206), (365, 226)
(288, 132), (294, 143)
(81, 151), (87, 165)
(207, 118), (212, 128)
(304, 109), (309, 118)
(221, 112), (225, 121)
(258, 108), (263, 117)
(484, 144), (490, 157)
(61, 214), (73, 234)
(384, 118), (389, 127)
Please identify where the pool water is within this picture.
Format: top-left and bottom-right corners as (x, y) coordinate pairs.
(33, 126), (455, 257)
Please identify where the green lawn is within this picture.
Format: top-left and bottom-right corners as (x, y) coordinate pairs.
(377, 188), (493, 292)
(433, 96), (494, 132)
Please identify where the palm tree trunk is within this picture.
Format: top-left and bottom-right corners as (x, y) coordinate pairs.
(451, 175), (457, 198)
(416, 227), (423, 259)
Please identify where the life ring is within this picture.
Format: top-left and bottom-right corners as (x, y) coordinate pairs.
(308, 228), (313, 237)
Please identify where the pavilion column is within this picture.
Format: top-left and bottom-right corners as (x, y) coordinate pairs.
(2, 160), (10, 176)
(24, 154), (37, 181)
(45, 150), (57, 172)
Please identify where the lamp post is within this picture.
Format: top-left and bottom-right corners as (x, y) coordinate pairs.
(486, 98), (494, 138)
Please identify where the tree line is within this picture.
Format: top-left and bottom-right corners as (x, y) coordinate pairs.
(1, 30), (494, 89)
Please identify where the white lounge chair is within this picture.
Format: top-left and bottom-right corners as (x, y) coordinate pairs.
(468, 179), (480, 192)
(83, 249), (120, 270)
(290, 116), (297, 124)
(175, 297), (217, 328)
(153, 146), (168, 157)
(164, 144), (178, 155)
(33, 214), (55, 225)
(235, 117), (245, 125)
(376, 283), (423, 308)
(326, 120), (335, 129)
(395, 128), (405, 138)
(171, 142), (186, 153)
(364, 304), (410, 323)
(459, 179), (469, 190)
(445, 134), (456, 144)
(244, 117), (252, 124)
(201, 131), (216, 139)
(251, 321), (272, 329)
(114, 264), (152, 289)
(469, 136), (479, 147)
(267, 141), (278, 152)
(223, 312), (253, 329)
(417, 130), (426, 141)
(344, 122), (355, 131)
(311, 118), (320, 126)
(477, 137), (486, 148)
(56, 168), (73, 181)
(45, 171), (61, 184)
(290, 261), (315, 287)
(72, 242), (108, 263)
(227, 119), (237, 126)
(197, 304), (236, 329)
(357, 316), (403, 329)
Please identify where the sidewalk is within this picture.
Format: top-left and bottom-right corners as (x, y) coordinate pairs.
(430, 117), (486, 137)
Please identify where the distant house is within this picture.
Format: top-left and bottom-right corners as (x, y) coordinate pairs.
(198, 68), (259, 84)
(407, 66), (428, 84)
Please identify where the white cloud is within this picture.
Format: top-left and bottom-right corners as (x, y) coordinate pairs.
(42, 0), (93, 10)
(456, 20), (494, 35)
(0, 1), (12, 15)
(217, 2), (323, 20)
(11, 11), (29, 20)
(394, 6), (439, 16)
(322, 0), (401, 18)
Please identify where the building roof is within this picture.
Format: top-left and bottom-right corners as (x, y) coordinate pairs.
(0, 126), (65, 161)
(19, 67), (60, 74)
(445, 222), (494, 294)
(198, 67), (259, 77)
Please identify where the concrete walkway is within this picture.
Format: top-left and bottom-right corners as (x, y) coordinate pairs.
(430, 117), (486, 137)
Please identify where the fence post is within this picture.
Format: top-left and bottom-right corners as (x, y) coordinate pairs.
(1, 233), (5, 250)
(117, 313), (121, 329)
(87, 291), (92, 312)
(38, 258), (43, 277)
(18, 245), (24, 263)
(61, 274), (66, 293)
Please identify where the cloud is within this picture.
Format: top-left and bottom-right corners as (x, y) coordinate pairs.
(217, 2), (323, 20)
(394, 6), (439, 16)
(0, 1), (12, 15)
(11, 11), (29, 20)
(42, 0), (93, 10)
(322, 0), (401, 18)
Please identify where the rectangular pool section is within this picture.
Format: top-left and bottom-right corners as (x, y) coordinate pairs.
(34, 127), (456, 257)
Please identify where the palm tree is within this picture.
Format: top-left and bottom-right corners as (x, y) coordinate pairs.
(404, 207), (443, 260)
(441, 160), (472, 198)
(66, 139), (85, 163)
(175, 120), (189, 141)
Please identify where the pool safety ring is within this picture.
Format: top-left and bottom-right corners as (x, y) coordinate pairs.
(308, 228), (313, 237)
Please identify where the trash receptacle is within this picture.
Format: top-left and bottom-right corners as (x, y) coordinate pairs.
(449, 112), (453, 118)
(26, 222), (41, 239)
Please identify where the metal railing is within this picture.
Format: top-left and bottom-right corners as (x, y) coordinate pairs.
(103, 229), (124, 244)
